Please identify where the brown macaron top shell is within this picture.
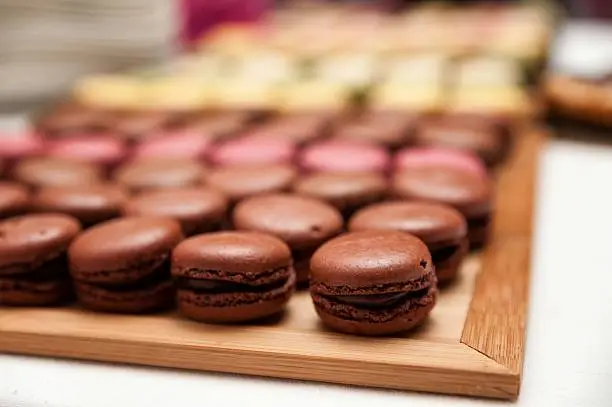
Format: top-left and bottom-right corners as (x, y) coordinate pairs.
(122, 188), (228, 233)
(415, 119), (503, 164)
(114, 159), (206, 191)
(334, 113), (414, 148)
(69, 217), (183, 279)
(12, 157), (102, 188)
(293, 172), (387, 211)
(233, 193), (343, 249)
(172, 231), (292, 277)
(310, 230), (433, 288)
(0, 214), (82, 274)
(392, 167), (492, 218)
(349, 201), (467, 245)
(30, 185), (128, 225)
(207, 165), (296, 202)
(37, 104), (112, 136)
(0, 182), (30, 218)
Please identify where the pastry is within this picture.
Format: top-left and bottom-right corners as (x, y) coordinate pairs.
(233, 193), (343, 286)
(349, 201), (468, 284)
(172, 231), (296, 323)
(309, 230), (437, 336)
(68, 217), (183, 313)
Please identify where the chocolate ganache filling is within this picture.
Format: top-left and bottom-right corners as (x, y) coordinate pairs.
(328, 286), (431, 310)
(0, 254), (69, 280)
(94, 258), (171, 292)
(178, 276), (288, 294)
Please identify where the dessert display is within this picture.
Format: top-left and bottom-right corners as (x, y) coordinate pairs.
(0, 2), (551, 400)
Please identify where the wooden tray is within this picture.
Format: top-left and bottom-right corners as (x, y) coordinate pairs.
(0, 129), (544, 400)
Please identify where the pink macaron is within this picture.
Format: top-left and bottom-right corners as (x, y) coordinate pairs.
(394, 147), (487, 178)
(299, 140), (390, 174)
(133, 130), (212, 161)
(0, 132), (44, 161)
(46, 135), (126, 169)
(208, 136), (296, 167)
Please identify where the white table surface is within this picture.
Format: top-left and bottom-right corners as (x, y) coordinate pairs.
(4, 22), (612, 407)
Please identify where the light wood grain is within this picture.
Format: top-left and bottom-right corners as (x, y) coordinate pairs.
(0, 129), (544, 400)
(462, 130), (545, 386)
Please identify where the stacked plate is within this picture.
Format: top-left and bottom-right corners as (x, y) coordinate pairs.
(0, 0), (177, 107)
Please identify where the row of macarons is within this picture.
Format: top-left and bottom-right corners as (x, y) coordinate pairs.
(0, 191), (467, 335)
(2, 120), (507, 177)
(201, 6), (550, 62)
(34, 107), (510, 163)
(0, 143), (492, 231)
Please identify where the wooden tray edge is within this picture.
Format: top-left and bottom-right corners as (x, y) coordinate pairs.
(461, 127), (547, 399)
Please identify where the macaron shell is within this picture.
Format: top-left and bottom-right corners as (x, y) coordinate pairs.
(394, 147), (487, 178)
(209, 138), (295, 167)
(74, 279), (174, 313)
(176, 272), (295, 323)
(310, 230), (433, 288)
(0, 278), (73, 306)
(30, 185), (128, 226)
(333, 113), (415, 148)
(68, 217), (183, 277)
(172, 231), (292, 276)
(12, 157), (103, 188)
(348, 201), (467, 245)
(122, 188), (228, 235)
(206, 165), (296, 202)
(414, 120), (504, 165)
(46, 136), (126, 166)
(114, 159), (206, 191)
(293, 172), (387, 211)
(0, 134), (44, 159)
(133, 132), (212, 160)
(392, 167), (492, 218)
(0, 182), (30, 219)
(233, 194), (343, 249)
(313, 287), (436, 336)
(0, 214), (82, 272)
(434, 238), (468, 284)
(300, 140), (390, 173)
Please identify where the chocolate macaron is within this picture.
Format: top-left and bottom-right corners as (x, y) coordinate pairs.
(123, 187), (228, 236)
(349, 202), (468, 283)
(30, 185), (128, 227)
(68, 217), (183, 313)
(12, 157), (103, 189)
(392, 167), (492, 247)
(414, 118), (506, 167)
(0, 182), (30, 219)
(233, 193), (343, 286)
(207, 164), (297, 204)
(333, 112), (415, 150)
(172, 231), (296, 323)
(114, 159), (206, 192)
(310, 230), (437, 336)
(293, 172), (387, 219)
(0, 214), (82, 306)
